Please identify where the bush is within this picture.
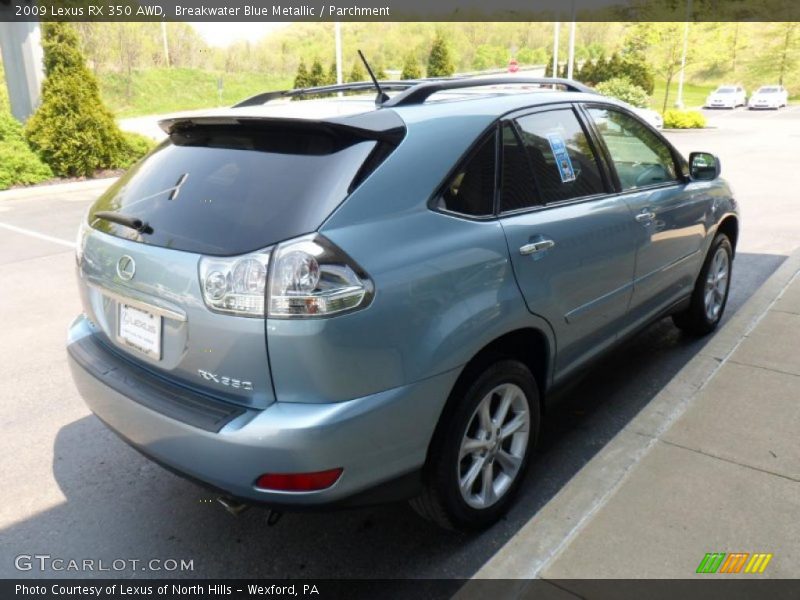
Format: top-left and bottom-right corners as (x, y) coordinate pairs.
(0, 112), (53, 190)
(663, 109), (707, 129)
(595, 77), (650, 108)
(119, 131), (156, 167)
(24, 23), (136, 177)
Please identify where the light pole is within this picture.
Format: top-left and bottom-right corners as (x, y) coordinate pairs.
(335, 22), (343, 86)
(676, 0), (692, 108)
(567, 22), (576, 80)
(567, 0), (576, 80)
(552, 22), (560, 80)
(161, 22), (170, 68)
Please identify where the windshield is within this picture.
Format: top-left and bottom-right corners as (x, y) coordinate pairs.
(715, 88), (736, 94)
(757, 87), (779, 94)
(88, 125), (385, 256)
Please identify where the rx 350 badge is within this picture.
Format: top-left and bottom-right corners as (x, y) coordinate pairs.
(197, 369), (253, 391)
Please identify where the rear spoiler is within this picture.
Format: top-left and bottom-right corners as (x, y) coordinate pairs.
(158, 110), (406, 144)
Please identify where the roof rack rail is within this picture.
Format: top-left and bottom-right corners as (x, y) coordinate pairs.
(233, 81), (421, 107)
(382, 77), (594, 107)
(232, 76), (593, 109)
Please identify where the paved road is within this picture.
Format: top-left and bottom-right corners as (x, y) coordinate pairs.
(0, 107), (798, 580)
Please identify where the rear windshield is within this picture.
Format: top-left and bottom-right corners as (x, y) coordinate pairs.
(88, 124), (381, 256)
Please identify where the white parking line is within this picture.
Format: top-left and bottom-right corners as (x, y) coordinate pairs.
(0, 221), (75, 248)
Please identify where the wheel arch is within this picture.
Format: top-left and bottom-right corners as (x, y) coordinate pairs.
(717, 214), (739, 255)
(422, 327), (551, 472)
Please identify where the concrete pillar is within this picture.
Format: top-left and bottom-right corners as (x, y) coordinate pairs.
(0, 22), (44, 122)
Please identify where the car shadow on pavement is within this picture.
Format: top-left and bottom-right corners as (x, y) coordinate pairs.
(0, 252), (786, 581)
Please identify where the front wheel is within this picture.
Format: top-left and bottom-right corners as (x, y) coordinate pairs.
(410, 360), (540, 531)
(673, 233), (733, 336)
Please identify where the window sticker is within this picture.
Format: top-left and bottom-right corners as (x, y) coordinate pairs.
(546, 133), (576, 183)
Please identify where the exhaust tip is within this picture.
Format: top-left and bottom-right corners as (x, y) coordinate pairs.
(216, 496), (250, 516)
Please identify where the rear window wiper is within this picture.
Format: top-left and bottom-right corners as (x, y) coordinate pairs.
(93, 211), (153, 235)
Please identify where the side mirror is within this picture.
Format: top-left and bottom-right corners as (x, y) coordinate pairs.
(689, 152), (721, 181)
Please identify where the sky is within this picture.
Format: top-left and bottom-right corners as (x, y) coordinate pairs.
(189, 22), (292, 47)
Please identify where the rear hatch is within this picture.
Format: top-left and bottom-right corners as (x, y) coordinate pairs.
(77, 112), (404, 409)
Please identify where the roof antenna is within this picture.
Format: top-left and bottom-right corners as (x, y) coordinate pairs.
(358, 50), (389, 106)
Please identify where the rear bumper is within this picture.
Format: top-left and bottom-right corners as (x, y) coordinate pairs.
(67, 315), (457, 507)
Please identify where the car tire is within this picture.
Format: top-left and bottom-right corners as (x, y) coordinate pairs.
(673, 233), (733, 336)
(410, 359), (540, 531)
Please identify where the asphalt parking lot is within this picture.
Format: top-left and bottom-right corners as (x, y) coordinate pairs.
(1, 105), (798, 580)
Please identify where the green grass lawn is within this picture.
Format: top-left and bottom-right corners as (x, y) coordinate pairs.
(99, 68), (293, 118)
(650, 81), (716, 111)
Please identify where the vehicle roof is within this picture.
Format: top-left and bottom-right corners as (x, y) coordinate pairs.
(169, 87), (621, 132)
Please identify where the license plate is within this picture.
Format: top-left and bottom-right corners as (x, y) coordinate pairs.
(119, 303), (162, 360)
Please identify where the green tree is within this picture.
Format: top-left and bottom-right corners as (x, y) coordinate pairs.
(348, 61), (366, 82)
(427, 33), (455, 77)
(293, 59), (311, 88)
(326, 62), (338, 86)
(25, 23), (140, 177)
(308, 58), (326, 87)
(401, 54), (422, 80)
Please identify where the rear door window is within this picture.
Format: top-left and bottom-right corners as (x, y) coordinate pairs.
(513, 108), (606, 204)
(88, 125), (381, 256)
(587, 107), (679, 191)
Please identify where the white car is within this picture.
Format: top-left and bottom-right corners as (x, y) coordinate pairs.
(748, 85), (789, 110)
(705, 85), (747, 109)
(633, 107), (663, 130)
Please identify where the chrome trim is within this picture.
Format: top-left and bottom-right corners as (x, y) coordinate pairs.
(116, 255), (136, 281)
(86, 281), (187, 322)
(519, 239), (555, 256)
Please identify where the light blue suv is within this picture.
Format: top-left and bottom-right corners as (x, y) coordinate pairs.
(67, 77), (738, 530)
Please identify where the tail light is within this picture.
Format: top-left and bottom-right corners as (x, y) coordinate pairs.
(198, 234), (372, 319)
(199, 250), (271, 317)
(268, 234), (373, 318)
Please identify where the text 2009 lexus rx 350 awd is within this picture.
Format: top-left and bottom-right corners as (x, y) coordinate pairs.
(68, 77), (738, 530)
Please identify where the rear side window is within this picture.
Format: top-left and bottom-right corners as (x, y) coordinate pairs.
(88, 125), (381, 256)
(437, 133), (496, 217)
(514, 109), (605, 204)
(500, 123), (541, 212)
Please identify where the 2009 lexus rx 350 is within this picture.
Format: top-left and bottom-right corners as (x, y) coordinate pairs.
(67, 77), (738, 530)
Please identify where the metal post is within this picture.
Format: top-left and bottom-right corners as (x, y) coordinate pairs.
(335, 22), (343, 87)
(676, 0), (692, 108)
(161, 22), (170, 68)
(567, 22), (576, 80)
(0, 22), (44, 122)
(552, 22), (560, 81)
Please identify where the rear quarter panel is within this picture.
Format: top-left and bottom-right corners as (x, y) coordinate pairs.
(267, 110), (555, 403)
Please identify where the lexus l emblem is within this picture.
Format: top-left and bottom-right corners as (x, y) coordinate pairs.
(117, 255), (136, 281)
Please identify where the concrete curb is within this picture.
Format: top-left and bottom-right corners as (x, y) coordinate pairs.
(463, 246), (800, 586)
(0, 177), (118, 201)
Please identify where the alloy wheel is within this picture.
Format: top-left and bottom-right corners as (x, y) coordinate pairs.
(704, 246), (730, 321)
(457, 383), (530, 509)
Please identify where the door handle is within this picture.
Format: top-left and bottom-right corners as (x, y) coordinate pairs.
(635, 211), (656, 223)
(519, 239), (555, 256)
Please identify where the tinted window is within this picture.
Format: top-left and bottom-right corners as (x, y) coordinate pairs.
(438, 132), (496, 217)
(514, 109), (605, 203)
(500, 123), (541, 212)
(88, 125), (379, 256)
(587, 107), (679, 191)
